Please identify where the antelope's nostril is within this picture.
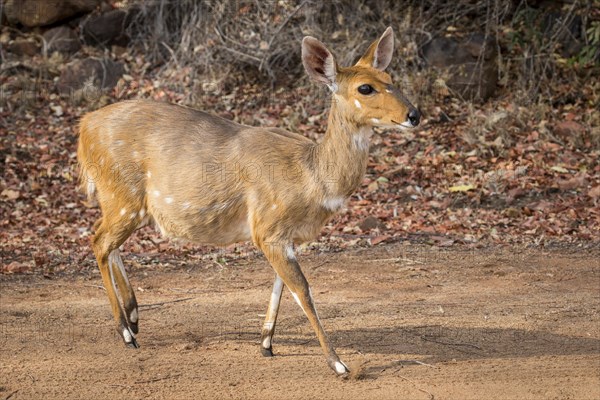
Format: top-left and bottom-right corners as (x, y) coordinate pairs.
(407, 109), (420, 126)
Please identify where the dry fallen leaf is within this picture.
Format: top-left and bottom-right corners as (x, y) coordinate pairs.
(449, 184), (475, 193)
(1, 189), (20, 200)
(588, 186), (600, 199)
(557, 176), (587, 191)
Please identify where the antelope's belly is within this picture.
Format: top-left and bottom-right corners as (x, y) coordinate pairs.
(147, 199), (252, 246)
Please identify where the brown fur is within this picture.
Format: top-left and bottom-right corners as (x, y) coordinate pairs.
(77, 27), (418, 375)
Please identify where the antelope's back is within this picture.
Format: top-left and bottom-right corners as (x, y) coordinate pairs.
(78, 100), (241, 192)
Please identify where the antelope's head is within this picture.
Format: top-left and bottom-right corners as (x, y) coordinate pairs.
(302, 27), (420, 130)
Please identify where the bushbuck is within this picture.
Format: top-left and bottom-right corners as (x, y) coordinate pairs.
(77, 27), (420, 376)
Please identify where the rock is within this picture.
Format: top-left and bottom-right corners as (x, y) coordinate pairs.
(422, 33), (498, 101)
(81, 9), (129, 46)
(43, 26), (81, 55)
(7, 38), (38, 56)
(57, 57), (124, 94)
(3, 0), (102, 27)
(358, 216), (384, 232)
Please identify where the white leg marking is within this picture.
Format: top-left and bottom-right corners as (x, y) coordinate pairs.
(353, 134), (369, 151)
(323, 196), (346, 212)
(109, 250), (131, 286)
(291, 291), (305, 313)
(107, 252), (119, 300)
(335, 361), (348, 374)
(262, 336), (271, 349)
(122, 327), (133, 343)
(285, 245), (296, 261)
(86, 181), (96, 198)
(270, 276), (284, 307)
(130, 308), (138, 324)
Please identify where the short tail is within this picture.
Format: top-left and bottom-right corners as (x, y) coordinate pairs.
(77, 117), (98, 206)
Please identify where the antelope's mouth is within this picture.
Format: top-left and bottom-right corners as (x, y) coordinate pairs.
(391, 119), (417, 129)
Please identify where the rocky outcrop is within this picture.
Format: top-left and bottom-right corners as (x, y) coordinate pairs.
(43, 26), (81, 55)
(422, 33), (498, 101)
(57, 57), (124, 94)
(81, 9), (129, 46)
(3, 0), (102, 27)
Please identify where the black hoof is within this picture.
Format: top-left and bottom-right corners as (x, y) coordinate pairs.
(260, 346), (274, 357)
(130, 322), (138, 335)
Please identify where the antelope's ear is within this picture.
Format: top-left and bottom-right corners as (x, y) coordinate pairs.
(302, 36), (337, 90)
(356, 27), (394, 71)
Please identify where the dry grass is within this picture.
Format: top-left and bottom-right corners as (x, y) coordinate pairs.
(124, 1), (597, 108)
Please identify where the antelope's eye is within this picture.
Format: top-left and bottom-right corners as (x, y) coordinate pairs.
(357, 84), (375, 95)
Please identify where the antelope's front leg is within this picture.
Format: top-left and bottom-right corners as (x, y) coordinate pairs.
(259, 241), (349, 376)
(260, 274), (284, 356)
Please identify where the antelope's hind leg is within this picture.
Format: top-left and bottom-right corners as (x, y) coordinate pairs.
(109, 249), (139, 334)
(92, 211), (141, 348)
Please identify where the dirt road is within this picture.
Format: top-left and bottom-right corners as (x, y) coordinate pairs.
(1, 243), (599, 399)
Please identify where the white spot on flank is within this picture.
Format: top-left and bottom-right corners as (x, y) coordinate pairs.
(139, 208), (146, 218)
(132, 151), (139, 157)
(153, 190), (160, 197)
(354, 99), (362, 109)
(120, 208), (126, 216)
(271, 204), (277, 210)
(262, 336), (271, 349)
(323, 196), (346, 211)
(182, 202), (191, 210)
(371, 118), (380, 124)
(335, 361), (348, 374)
(164, 196), (174, 204)
(129, 212), (137, 219)
(130, 309), (138, 324)
(147, 171), (152, 178)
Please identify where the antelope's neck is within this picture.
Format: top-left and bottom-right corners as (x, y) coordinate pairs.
(313, 98), (371, 198)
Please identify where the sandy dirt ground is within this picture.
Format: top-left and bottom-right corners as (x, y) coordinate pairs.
(1, 243), (599, 400)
